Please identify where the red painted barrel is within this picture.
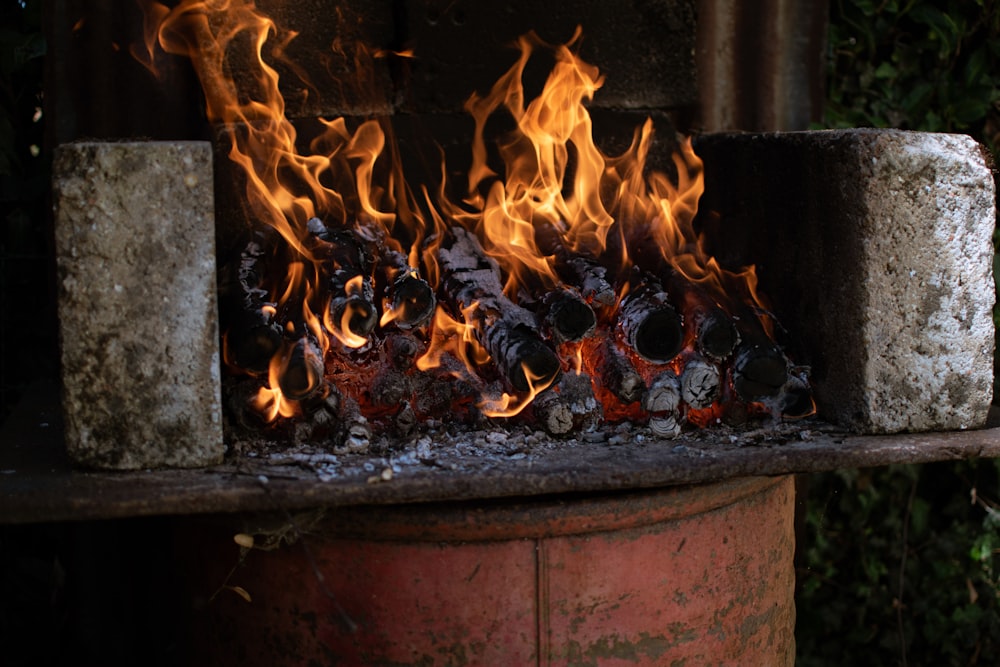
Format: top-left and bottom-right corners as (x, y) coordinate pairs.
(180, 475), (795, 665)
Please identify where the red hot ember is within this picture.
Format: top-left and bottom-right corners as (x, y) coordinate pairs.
(139, 1), (813, 445)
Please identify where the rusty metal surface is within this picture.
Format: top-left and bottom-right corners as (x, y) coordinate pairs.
(696, 0), (829, 132)
(179, 476), (795, 666)
(2, 383), (999, 525)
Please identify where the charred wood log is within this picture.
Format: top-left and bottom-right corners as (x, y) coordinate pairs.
(540, 288), (597, 343)
(680, 356), (721, 409)
(384, 333), (422, 371)
(731, 341), (789, 402)
(532, 372), (602, 435)
(617, 277), (684, 363)
(277, 331), (325, 402)
(223, 240), (282, 373)
(439, 227), (561, 392)
(380, 249), (436, 330)
(534, 221), (616, 307)
(307, 218), (379, 339)
(642, 370), (683, 438)
(600, 339), (646, 404)
(666, 271), (741, 360)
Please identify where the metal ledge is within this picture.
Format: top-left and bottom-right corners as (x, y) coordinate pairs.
(2, 383), (999, 524)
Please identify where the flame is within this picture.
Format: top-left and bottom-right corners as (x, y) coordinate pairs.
(254, 346), (299, 421)
(135, 4), (798, 429)
(415, 304), (490, 375)
(479, 363), (558, 418)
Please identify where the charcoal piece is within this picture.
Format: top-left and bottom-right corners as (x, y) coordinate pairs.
(665, 270), (740, 360)
(643, 370), (682, 438)
(680, 357), (721, 409)
(380, 248), (436, 330)
(532, 372), (602, 435)
(732, 341), (788, 402)
(387, 270), (436, 329)
(778, 368), (815, 419)
(394, 402), (417, 437)
(439, 227), (561, 392)
(278, 333), (325, 401)
(335, 398), (371, 453)
(384, 333), (422, 370)
(218, 239), (282, 373)
(371, 368), (412, 407)
(308, 218), (379, 339)
(601, 339), (646, 404)
(535, 221), (616, 307)
(617, 278), (683, 363)
(541, 289), (597, 343)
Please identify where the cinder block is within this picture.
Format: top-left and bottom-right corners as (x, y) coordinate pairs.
(53, 141), (224, 469)
(696, 129), (995, 433)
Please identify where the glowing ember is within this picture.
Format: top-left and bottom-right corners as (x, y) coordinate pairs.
(135, 0), (813, 441)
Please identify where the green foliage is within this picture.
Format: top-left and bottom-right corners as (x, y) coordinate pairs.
(824, 0), (1000, 138)
(798, 462), (1000, 666)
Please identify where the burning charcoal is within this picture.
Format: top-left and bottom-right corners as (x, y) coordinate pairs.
(384, 333), (422, 371)
(680, 357), (721, 409)
(540, 288), (597, 343)
(223, 240), (282, 373)
(371, 368), (412, 407)
(439, 227), (561, 392)
(601, 339), (646, 404)
(642, 370), (682, 438)
(732, 341), (789, 402)
(335, 398), (371, 453)
(665, 270), (740, 360)
(308, 218), (379, 340)
(394, 401), (417, 437)
(778, 367), (815, 419)
(617, 277), (684, 363)
(278, 332), (325, 401)
(532, 372), (602, 435)
(535, 221), (616, 307)
(381, 250), (436, 330)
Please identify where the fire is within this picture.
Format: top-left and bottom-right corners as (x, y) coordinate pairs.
(135, 1), (811, 434)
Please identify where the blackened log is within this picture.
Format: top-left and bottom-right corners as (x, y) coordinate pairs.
(307, 218), (379, 339)
(387, 267), (436, 330)
(617, 278), (683, 363)
(732, 341), (788, 402)
(778, 367), (815, 419)
(535, 221), (616, 307)
(278, 332), (325, 401)
(664, 270), (739, 360)
(439, 227), (561, 392)
(680, 357), (721, 409)
(541, 289), (597, 343)
(532, 373), (602, 435)
(371, 368), (412, 407)
(224, 240), (282, 373)
(601, 339), (646, 404)
(373, 244), (436, 330)
(384, 333), (422, 371)
(642, 370), (682, 438)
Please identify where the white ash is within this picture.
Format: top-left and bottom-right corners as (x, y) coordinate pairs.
(229, 417), (817, 485)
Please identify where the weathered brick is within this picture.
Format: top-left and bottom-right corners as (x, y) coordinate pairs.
(696, 129), (996, 433)
(53, 141), (224, 469)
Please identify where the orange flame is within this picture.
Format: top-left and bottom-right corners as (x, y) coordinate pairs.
(479, 363), (559, 418)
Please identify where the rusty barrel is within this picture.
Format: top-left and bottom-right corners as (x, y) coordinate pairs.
(181, 475), (796, 665)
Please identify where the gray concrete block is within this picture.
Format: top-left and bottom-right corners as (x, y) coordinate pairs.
(53, 141), (224, 469)
(696, 129), (995, 433)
